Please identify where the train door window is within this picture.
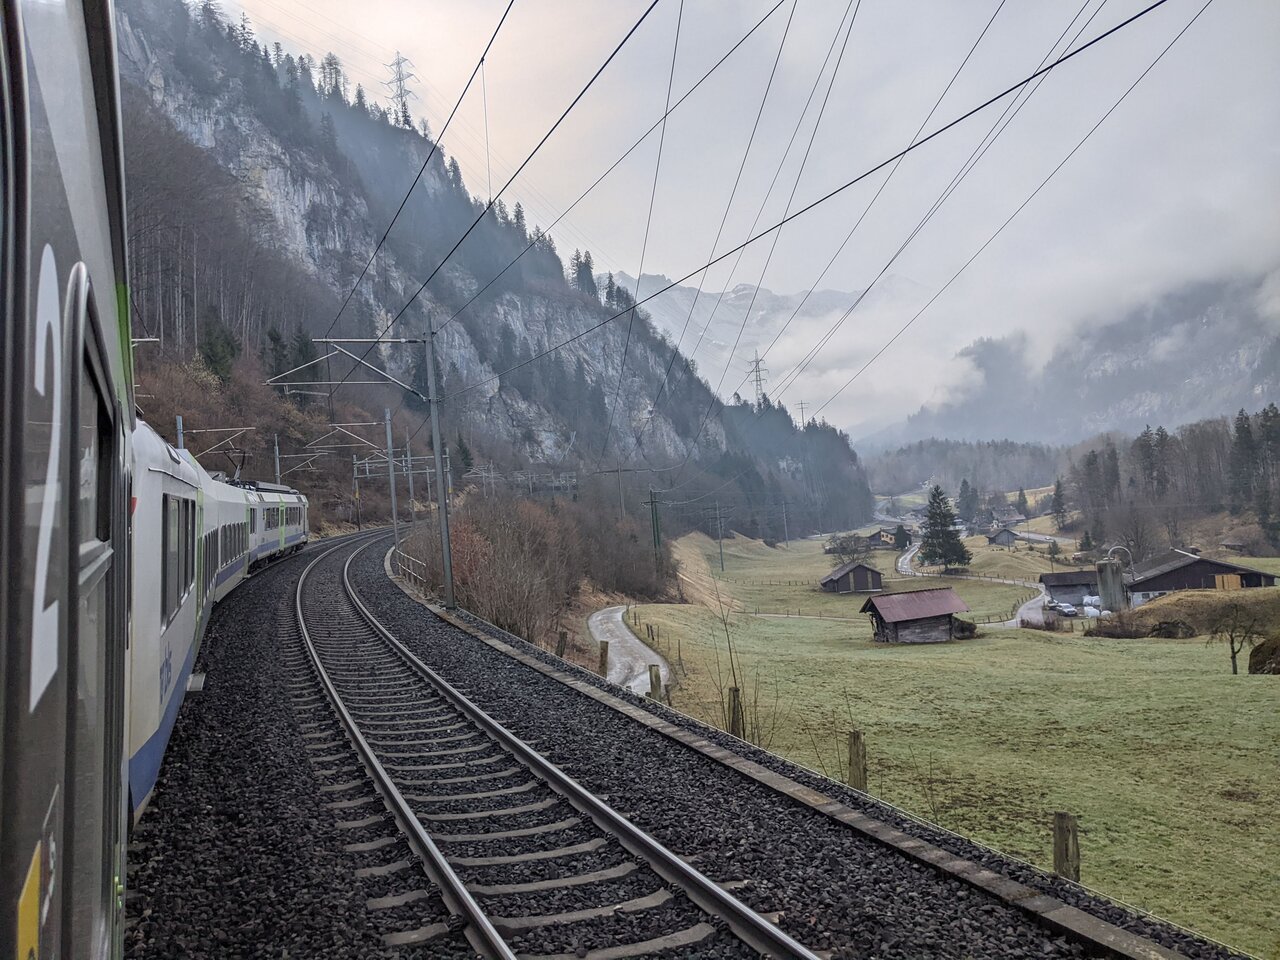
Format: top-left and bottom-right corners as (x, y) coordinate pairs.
(66, 280), (122, 957)
(162, 496), (177, 621)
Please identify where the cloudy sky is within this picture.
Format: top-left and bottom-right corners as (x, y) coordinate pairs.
(228, 0), (1279, 435)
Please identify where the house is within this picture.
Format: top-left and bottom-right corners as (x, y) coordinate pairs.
(993, 508), (1027, 526)
(860, 587), (971, 643)
(1039, 570), (1099, 606)
(1124, 549), (1277, 607)
(1219, 540), (1246, 553)
(987, 528), (1025, 548)
(820, 561), (883, 594)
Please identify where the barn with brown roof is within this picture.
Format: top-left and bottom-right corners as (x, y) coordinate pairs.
(820, 561), (883, 594)
(859, 587), (971, 644)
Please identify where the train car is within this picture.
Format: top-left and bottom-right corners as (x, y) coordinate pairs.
(0, 1), (135, 957)
(126, 420), (308, 819)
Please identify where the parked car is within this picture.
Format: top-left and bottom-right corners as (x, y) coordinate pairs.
(1058, 604), (1079, 617)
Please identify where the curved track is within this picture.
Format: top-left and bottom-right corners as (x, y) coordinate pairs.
(295, 535), (820, 959)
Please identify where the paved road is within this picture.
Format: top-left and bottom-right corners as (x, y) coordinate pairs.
(1005, 589), (1046, 627)
(896, 543), (920, 575)
(588, 605), (672, 696)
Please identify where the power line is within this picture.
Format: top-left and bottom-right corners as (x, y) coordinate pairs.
(769, 0), (1110, 402)
(320, 1), (516, 344)
(441, 0), (1177, 407)
(811, 0), (1216, 419)
(327, 0), (663, 405)
(600, 0), (685, 458)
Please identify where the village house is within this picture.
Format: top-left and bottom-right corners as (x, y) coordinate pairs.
(820, 561), (883, 594)
(1125, 549), (1277, 607)
(1039, 570), (1099, 607)
(860, 587), (970, 643)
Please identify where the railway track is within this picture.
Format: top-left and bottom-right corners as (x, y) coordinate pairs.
(293, 535), (820, 959)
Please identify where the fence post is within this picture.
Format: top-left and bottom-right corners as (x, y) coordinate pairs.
(555, 630), (568, 658)
(597, 640), (609, 678)
(847, 730), (867, 791)
(1053, 812), (1080, 881)
(648, 664), (662, 703)
(728, 687), (744, 739)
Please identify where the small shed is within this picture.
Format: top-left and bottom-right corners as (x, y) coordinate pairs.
(987, 528), (1023, 548)
(1039, 570), (1099, 606)
(820, 561), (883, 594)
(860, 588), (971, 644)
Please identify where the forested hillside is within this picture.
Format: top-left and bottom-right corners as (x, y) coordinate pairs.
(866, 438), (1063, 496)
(115, 0), (872, 532)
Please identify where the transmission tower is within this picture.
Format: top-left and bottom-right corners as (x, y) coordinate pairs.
(746, 351), (769, 405)
(383, 52), (419, 118)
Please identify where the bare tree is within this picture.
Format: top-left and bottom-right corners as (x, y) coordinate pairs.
(1209, 603), (1263, 675)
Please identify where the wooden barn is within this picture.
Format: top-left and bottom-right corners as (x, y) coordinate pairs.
(987, 528), (1025, 548)
(820, 561), (883, 594)
(1039, 570), (1099, 606)
(860, 588), (970, 644)
(1125, 549), (1277, 607)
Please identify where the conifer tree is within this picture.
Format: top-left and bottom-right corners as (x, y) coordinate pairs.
(1051, 477), (1067, 530)
(1015, 487), (1030, 517)
(919, 484), (971, 569)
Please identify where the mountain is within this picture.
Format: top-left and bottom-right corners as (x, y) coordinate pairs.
(612, 271), (926, 402)
(865, 278), (1280, 447)
(113, 0), (873, 534)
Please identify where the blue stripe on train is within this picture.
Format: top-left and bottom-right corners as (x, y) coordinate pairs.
(128, 615), (202, 811)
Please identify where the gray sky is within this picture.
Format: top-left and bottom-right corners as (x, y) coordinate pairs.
(229, 0), (1280, 435)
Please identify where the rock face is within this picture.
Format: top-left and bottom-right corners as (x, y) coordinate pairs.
(1248, 635), (1280, 675)
(113, 0), (721, 466)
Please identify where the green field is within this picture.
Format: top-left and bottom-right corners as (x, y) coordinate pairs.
(652, 534), (1280, 956)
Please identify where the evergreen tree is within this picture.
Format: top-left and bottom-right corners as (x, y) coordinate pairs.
(893, 524), (910, 549)
(577, 250), (598, 299)
(1015, 487), (1030, 517)
(353, 83), (367, 112)
(919, 484), (971, 569)
(956, 478), (979, 521)
(399, 100), (413, 128)
(1229, 408), (1258, 513)
(199, 321), (240, 382)
(1080, 530), (1095, 552)
(455, 433), (474, 473)
(1051, 477), (1067, 530)
(512, 202), (526, 237)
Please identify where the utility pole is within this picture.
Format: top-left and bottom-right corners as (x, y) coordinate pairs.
(644, 488), (662, 571)
(425, 321), (456, 610)
(273, 433), (281, 485)
(404, 429), (415, 527)
(797, 400), (808, 426)
(383, 51), (418, 119)
(747, 351), (769, 405)
(352, 455), (362, 530)
(175, 415), (184, 450)
(384, 408), (400, 550)
(715, 500), (725, 573)
(781, 499), (789, 547)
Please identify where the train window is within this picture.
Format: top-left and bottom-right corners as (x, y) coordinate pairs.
(249, 509), (256, 534)
(77, 352), (111, 543)
(162, 496), (177, 621)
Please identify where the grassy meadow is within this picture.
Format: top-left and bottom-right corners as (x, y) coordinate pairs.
(646, 532), (1280, 957)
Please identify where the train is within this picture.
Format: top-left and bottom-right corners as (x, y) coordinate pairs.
(1, 1), (309, 955)
(128, 420), (309, 817)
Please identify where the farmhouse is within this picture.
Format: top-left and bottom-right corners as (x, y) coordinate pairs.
(1125, 549), (1277, 607)
(1039, 570), (1099, 606)
(987, 528), (1025, 547)
(820, 561), (883, 594)
(860, 587), (970, 644)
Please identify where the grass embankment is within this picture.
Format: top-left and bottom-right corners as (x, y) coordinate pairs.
(646, 533), (1280, 957)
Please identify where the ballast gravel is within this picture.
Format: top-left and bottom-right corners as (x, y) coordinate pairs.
(351, 542), (1244, 960)
(124, 544), (470, 960)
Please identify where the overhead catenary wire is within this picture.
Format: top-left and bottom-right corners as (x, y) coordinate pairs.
(318, 0), (516, 344)
(811, 0), (1216, 419)
(438, 0), (1179, 409)
(326, 0), (664, 407)
(768, 0), (1111, 403)
(600, 0), (685, 458)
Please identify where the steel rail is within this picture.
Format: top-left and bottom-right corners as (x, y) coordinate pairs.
(341, 538), (822, 960)
(295, 541), (516, 960)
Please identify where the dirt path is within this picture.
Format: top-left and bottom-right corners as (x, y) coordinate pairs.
(588, 605), (672, 696)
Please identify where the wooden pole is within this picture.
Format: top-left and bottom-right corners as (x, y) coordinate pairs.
(1053, 812), (1080, 882)
(847, 730), (867, 792)
(597, 640), (609, 678)
(555, 630), (568, 658)
(648, 664), (662, 703)
(728, 687), (744, 739)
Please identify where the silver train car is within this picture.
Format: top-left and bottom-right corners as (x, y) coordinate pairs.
(127, 419), (308, 817)
(1, 0), (134, 956)
(1, 2), (311, 955)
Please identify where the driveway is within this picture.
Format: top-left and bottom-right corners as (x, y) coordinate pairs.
(588, 605), (672, 696)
